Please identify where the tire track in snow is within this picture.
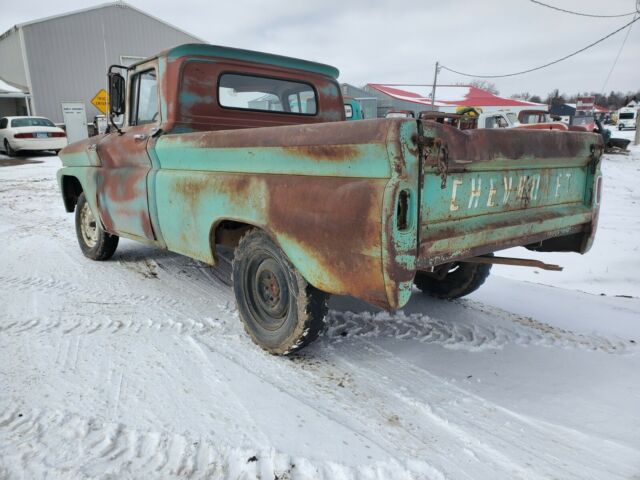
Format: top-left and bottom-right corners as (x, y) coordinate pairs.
(0, 273), (187, 308)
(324, 308), (637, 355)
(0, 402), (424, 480)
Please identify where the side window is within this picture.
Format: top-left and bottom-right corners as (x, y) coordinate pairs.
(129, 69), (158, 125)
(0, 118), (7, 129)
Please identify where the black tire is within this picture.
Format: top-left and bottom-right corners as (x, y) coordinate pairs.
(75, 192), (119, 261)
(618, 124), (624, 131)
(232, 229), (329, 355)
(414, 255), (493, 299)
(4, 139), (16, 157)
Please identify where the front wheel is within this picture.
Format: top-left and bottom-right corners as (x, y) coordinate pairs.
(618, 124), (624, 131)
(232, 229), (328, 355)
(75, 192), (119, 260)
(414, 256), (492, 299)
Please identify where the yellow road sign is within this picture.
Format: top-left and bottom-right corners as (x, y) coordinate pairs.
(91, 89), (109, 114)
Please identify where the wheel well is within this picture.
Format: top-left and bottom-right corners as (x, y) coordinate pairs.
(211, 220), (253, 253)
(61, 176), (83, 212)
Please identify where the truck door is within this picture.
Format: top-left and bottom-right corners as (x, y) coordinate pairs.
(96, 65), (157, 240)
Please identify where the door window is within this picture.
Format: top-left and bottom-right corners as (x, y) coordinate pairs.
(0, 118), (7, 129)
(130, 69), (158, 125)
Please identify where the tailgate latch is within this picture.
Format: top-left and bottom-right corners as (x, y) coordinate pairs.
(418, 136), (449, 189)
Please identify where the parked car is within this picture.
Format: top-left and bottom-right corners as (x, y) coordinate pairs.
(0, 116), (67, 156)
(57, 44), (603, 355)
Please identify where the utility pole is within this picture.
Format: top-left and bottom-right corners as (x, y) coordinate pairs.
(431, 61), (440, 110)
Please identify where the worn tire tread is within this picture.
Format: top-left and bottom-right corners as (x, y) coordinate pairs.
(75, 193), (119, 261)
(232, 229), (328, 355)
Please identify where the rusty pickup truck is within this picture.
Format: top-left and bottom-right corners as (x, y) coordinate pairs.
(57, 44), (603, 354)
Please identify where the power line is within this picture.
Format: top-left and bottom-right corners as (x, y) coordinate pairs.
(601, 12), (637, 93)
(530, 0), (636, 18)
(440, 15), (640, 79)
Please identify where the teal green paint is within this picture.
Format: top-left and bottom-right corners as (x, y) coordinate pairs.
(379, 120), (420, 309)
(155, 137), (392, 179)
(146, 139), (166, 248)
(421, 166), (589, 226)
(166, 44), (340, 79)
(344, 99), (364, 121)
(180, 91), (214, 108)
(422, 205), (592, 263)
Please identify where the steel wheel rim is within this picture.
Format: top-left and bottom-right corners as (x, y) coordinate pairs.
(80, 202), (99, 248)
(245, 253), (290, 331)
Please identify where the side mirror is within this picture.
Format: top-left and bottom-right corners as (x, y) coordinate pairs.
(108, 71), (126, 116)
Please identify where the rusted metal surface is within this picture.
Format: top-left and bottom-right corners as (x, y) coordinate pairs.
(417, 121), (602, 268)
(463, 255), (563, 271)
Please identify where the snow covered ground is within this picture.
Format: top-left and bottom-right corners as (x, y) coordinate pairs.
(1, 131), (639, 479)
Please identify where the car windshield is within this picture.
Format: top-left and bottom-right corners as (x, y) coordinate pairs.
(11, 117), (55, 128)
(619, 112), (634, 120)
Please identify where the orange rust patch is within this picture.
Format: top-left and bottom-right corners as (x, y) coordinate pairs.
(264, 175), (389, 308)
(282, 145), (360, 162)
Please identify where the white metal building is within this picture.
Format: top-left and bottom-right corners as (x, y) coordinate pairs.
(0, 2), (203, 128)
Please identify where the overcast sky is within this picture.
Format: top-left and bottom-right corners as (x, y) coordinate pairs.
(1, 0), (638, 97)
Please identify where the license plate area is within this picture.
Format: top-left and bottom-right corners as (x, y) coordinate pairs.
(36, 132), (48, 139)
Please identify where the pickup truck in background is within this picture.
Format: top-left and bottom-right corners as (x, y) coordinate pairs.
(57, 44), (603, 354)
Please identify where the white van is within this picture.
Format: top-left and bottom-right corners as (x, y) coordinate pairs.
(617, 107), (637, 130)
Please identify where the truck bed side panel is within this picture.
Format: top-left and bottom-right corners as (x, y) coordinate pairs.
(152, 119), (415, 309)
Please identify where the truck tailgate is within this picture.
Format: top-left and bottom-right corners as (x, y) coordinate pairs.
(417, 123), (602, 268)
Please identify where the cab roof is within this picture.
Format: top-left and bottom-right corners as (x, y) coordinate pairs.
(142, 44), (340, 79)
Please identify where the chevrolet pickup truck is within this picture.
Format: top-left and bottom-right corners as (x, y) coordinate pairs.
(57, 44), (603, 354)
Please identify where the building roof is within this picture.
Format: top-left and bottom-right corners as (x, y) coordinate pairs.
(161, 44), (340, 79)
(0, 77), (28, 97)
(367, 84), (543, 108)
(0, 1), (204, 42)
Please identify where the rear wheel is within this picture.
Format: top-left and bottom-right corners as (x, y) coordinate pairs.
(4, 140), (16, 157)
(75, 192), (119, 260)
(232, 229), (329, 355)
(414, 255), (493, 299)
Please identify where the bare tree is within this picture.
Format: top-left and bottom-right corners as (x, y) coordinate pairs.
(468, 79), (499, 95)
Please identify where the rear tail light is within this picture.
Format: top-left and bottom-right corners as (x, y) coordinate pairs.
(13, 132), (66, 138)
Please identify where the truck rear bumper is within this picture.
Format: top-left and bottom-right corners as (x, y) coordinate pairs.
(417, 204), (592, 269)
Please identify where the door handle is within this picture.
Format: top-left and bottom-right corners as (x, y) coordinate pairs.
(133, 134), (147, 141)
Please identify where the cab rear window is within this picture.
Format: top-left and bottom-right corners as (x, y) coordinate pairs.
(218, 73), (317, 115)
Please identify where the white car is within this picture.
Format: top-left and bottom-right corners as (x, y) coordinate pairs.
(0, 116), (68, 156)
